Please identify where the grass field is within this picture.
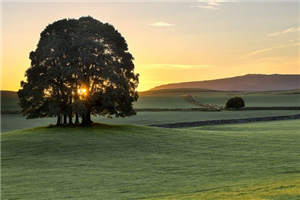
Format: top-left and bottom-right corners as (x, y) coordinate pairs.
(2, 110), (300, 132)
(137, 92), (300, 108)
(2, 120), (300, 199)
(193, 92), (300, 107)
(138, 89), (300, 108)
(2, 89), (300, 111)
(2, 89), (300, 132)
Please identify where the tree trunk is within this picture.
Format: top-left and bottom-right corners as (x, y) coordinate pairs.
(63, 114), (67, 125)
(86, 111), (92, 124)
(68, 94), (73, 125)
(82, 111), (92, 126)
(81, 113), (85, 125)
(75, 113), (79, 125)
(56, 114), (61, 126)
(68, 114), (73, 125)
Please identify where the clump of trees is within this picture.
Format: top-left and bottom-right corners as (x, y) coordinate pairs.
(18, 16), (139, 126)
(225, 97), (245, 110)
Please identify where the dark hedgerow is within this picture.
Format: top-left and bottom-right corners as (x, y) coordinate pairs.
(225, 97), (245, 110)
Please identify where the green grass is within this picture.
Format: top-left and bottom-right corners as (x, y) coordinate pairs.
(193, 92), (300, 107)
(1, 90), (20, 111)
(136, 91), (300, 108)
(2, 120), (300, 199)
(3, 110), (300, 132)
(2, 90), (300, 111)
(134, 95), (195, 109)
(138, 89), (300, 108)
(1, 110), (300, 132)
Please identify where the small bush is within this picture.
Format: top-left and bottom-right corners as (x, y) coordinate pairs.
(225, 97), (245, 110)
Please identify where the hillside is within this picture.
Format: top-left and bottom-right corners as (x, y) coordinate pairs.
(151, 74), (300, 91)
(2, 88), (300, 115)
(2, 121), (300, 199)
(1, 90), (20, 112)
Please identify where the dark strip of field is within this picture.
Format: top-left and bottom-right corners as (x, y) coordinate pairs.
(135, 108), (221, 112)
(1, 110), (21, 114)
(136, 107), (300, 112)
(151, 114), (300, 128)
(2, 107), (300, 114)
(242, 107), (300, 110)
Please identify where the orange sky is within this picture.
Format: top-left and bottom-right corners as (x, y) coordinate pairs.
(1, 1), (299, 91)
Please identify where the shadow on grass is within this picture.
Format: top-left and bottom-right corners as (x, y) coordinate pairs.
(46, 122), (141, 132)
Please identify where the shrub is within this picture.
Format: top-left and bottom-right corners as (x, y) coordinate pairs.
(225, 97), (245, 110)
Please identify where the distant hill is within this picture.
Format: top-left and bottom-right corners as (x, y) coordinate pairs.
(151, 74), (300, 91)
(139, 88), (219, 96)
(1, 90), (20, 112)
(1, 90), (18, 98)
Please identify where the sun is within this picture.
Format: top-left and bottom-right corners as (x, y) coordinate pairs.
(78, 88), (88, 96)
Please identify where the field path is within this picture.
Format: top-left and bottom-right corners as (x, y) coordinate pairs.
(151, 113), (300, 128)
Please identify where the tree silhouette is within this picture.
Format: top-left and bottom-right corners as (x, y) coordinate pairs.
(18, 16), (139, 126)
(225, 97), (245, 110)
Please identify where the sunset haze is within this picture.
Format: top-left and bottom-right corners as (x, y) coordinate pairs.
(1, 0), (299, 91)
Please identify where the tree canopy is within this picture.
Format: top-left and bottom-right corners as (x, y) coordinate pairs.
(225, 97), (245, 110)
(18, 16), (139, 126)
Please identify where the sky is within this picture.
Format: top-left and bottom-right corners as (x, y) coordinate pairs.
(1, 0), (299, 91)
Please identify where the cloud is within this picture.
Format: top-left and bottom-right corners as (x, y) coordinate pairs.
(149, 21), (174, 27)
(267, 27), (300, 37)
(242, 43), (300, 58)
(191, 0), (224, 10)
(191, 5), (219, 9)
(244, 48), (274, 57)
(207, 1), (220, 6)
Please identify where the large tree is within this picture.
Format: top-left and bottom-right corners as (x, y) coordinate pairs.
(18, 16), (139, 126)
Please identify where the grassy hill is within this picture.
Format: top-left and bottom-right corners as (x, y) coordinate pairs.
(3, 109), (300, 133)
(1, 90), (20, 112)
(2, 89), (300, 132)
(135, 89), (300, 108)
(2, 89), (300, 112)
(2, 120), (300, 199)
(151, 74), (300, 91)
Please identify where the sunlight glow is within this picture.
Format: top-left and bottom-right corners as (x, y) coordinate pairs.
(78, 88), (87, 96)
(1, 2), (298, 92)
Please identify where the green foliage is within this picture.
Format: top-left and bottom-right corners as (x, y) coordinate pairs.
(18, 16), (139, 125)
(225, 97), (245, 109)
(2, 120), (300, 199)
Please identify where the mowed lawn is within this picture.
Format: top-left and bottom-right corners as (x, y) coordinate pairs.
(2, 120), (300, 200)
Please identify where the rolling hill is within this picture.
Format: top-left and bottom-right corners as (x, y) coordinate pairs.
(2, 120), (300, 199)
(151, 74), (300, 91)
(1, 90), (20, 112)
